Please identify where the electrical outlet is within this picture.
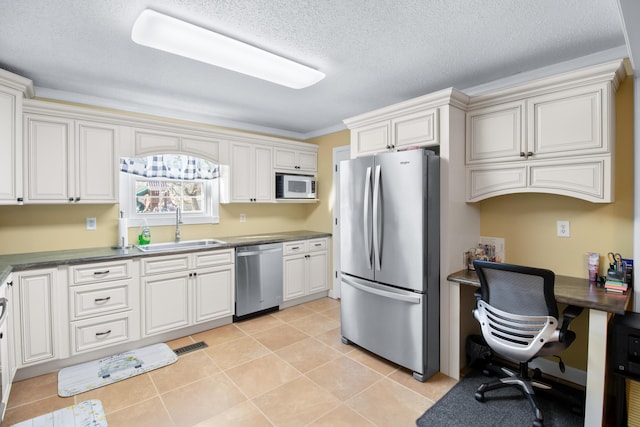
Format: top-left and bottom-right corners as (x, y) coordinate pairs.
(240, 213), (246, 223)
(557, 220), (570, 238)
(86, 217), (97, 231)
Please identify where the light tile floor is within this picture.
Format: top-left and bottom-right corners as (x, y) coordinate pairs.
(4, 298), (456, 427)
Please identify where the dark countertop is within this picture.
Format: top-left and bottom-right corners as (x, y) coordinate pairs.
(447, 269), (631, 315)
(0, 230), (331, 283)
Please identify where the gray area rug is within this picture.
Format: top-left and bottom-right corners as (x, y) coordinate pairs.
(416, 370), (584, 427)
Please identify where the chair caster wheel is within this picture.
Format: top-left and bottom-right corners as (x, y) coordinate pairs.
(474, 392), (485, 402)
(533, 419), (544, 427)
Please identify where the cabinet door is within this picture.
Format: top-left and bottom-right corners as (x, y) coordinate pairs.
(308, 251), (328, 294)
(143, 273), (189, 336)
(16, 270), (56, 365)
(254, 145), (273, 202)
(0, 90), (22, 203)
(274, 147), (297, 170)
(283, 255), (306, 301)
(352, 122), (390, 157)
(76, 121), (118, 202)
(193, 265), (234, 323)
(466, 101), (525, 164)
(392, 109), (439, 149)
(230, 142), (253, 202)
(297, 151), (317, 173)
(25, 115), (74, 202)
(527, 85), (608, 158)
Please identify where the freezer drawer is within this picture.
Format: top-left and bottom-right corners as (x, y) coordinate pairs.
(340, 274), (431, 379)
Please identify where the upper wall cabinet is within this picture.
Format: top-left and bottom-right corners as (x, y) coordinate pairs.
(228, 142), (273, 203)
(345, 106), (440, 157)
(131, 127), (220, 163)
(0, 70), (33, 205)
(465, 59), (628, 203)
(274, 146), (317, 174)
(23, 113), (119, 204)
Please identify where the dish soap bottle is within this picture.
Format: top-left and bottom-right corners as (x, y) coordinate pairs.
(138, 225), (151, 245)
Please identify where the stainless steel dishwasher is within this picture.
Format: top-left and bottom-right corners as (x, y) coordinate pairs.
(234, 242), (283, 321)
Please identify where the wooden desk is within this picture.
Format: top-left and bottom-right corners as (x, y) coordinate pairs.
(445, 269), (631, 427)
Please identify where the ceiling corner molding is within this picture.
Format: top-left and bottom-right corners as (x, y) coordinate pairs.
(0, 68), (34, 97)
(463, 45), (630, 97)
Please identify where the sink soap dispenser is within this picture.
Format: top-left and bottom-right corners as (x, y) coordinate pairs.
(138, 226), (151, 245)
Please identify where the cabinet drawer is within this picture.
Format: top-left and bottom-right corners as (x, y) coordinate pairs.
(141, 255), (190, 275)
(307, 238), (328, 252)
(71, 312), (135, 354)
(70, 280), (133, 320)
(70, 260), (131, 284)
(193, 249), (234, 268)
(283, 241), (307, 255)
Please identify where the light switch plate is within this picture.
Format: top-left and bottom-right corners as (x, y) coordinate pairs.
(86, 217), (97, 231)
(557, 220), (570, 237)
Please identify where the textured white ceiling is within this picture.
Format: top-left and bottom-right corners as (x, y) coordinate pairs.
(0, 0), (630, 139)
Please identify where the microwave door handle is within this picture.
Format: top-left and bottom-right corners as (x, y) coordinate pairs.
(372, 164), (382, 271)
(363, 166), (372, 269)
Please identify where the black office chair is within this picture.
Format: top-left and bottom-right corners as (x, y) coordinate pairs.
(472, 260), (583, 427)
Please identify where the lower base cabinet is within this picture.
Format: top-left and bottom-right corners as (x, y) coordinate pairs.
(141, 249), (235, 337)
(14, 269), (58, 367)
(283, 238), (329, 301)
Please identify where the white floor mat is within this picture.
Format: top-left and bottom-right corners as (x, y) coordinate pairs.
(10, 399), (107, 427)
(57, 343), (177, 397)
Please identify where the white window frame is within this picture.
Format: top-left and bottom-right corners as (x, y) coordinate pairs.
(119, 171), (220, 227)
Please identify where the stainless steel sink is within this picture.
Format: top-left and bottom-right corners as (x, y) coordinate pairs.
(135, 239), (227, 252)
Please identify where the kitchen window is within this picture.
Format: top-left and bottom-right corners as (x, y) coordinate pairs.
(119, 154), (219, 227)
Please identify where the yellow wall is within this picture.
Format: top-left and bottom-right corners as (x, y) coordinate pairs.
(478, 77), (635, 370)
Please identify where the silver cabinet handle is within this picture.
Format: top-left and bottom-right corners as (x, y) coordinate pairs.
(94, 296), (111, 303)
(95, 330), (112, 336)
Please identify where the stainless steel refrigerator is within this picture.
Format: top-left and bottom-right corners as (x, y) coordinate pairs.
(339, 149), (439, 382)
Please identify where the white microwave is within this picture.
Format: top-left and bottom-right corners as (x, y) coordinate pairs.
(276, 173), (316, 199)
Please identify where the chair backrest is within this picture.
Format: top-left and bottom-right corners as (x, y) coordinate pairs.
(473, 260), (558, 319)
(472, 260), (560, 362)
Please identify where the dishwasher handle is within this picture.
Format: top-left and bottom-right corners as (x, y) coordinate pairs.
(237, 247), (283, 257)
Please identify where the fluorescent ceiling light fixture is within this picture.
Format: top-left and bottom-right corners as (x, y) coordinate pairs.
(131, 9), (325, 89)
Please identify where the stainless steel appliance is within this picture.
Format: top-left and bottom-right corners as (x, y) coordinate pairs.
(275, 173), (316, 199)
(340, 149), (439, 381)
(234, 243), (283, 320)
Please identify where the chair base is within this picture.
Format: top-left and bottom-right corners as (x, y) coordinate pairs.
(474, 362), (546, 427)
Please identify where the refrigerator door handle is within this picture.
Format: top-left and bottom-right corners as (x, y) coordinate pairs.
(372, 164), (382, 271)
(363, 166), (373, 269)
(342, 276), (421, 304)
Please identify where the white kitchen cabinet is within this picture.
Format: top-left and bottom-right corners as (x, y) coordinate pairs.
(14, 269), (58, 366)
(141, 249), (234, 337)
(229, 142), (273, 203)
(0, 70), (31, 205)
(283, 238), (329, 301)
(132, 127), (220, 162)
(274, 147), (317, 173)
(466, 101), (525, 163)
(67, 260), (139, 355)
(465, 60), (626, 203)
(346, 107), (439, 157)
(24, 114), (119, 203)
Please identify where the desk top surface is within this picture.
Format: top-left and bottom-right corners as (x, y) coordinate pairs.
(447, 269), (631, 315)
